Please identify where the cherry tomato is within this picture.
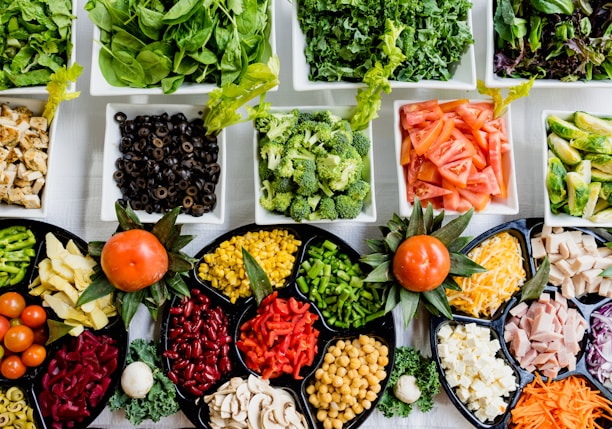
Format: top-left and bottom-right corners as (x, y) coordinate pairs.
(21, 344), (46, 367)
(0, 316), (9, 342)
(20, 305), (47, 329)
(100, 229), (168, 292)
(392, 235), (451, 292)
(3, 325), (34, 353)
(0, 355), (26, 379)
(0, 292), (26, 319)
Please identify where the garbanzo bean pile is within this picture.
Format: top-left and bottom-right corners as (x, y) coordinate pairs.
(198, 229), (301, 303)
(307, 335), (389, 429)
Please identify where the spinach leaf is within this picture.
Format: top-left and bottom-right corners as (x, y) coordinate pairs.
(86, 0), (272, 93)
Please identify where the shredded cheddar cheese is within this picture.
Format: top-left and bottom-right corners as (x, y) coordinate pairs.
(447, 232), (526, 318)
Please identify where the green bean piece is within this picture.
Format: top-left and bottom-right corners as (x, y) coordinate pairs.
(296, 240), (385, 328)
(0, 227), (36, 288)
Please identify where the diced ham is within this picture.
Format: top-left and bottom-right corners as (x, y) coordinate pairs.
(510, 329), (531, 358)
(530, 236), (547, 259)
(509, 301), (529, 318)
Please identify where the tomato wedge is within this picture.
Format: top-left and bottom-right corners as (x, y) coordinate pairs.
(409, 118), (443, 156)
(417, 160), (443, 184)
(400, 100), (443, 128)
(488, 131), (507, 198)
(457, 187), (491, 211)
(438, 157), (472, 188)
(442, 180), (472, 212)
(427, 129), (476, 166)
(406, 180), (451, 203)
(466, 165), (501, 195)
(400, 135), (411, 166)
(456, 102), (494, 131)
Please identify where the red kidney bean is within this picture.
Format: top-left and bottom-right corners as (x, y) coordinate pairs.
(164, 291), (232, 397)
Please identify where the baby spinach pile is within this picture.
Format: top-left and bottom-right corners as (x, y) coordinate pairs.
(296, 0), (473, 83)
(494, 0), (612, 81)
(0, 0), (74, 90)
(85, 0), (272, 94)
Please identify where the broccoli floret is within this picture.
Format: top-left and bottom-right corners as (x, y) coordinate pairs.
(307, 194), (322, 210)
(289, 196), (312, 222)
(293, 159), (319, 196)
(258, 161), (274, 181)
(313, 110), (343, 126)
(308, 122), (332, 146)
(352, 131), (371, 157)
(332, 120), (354, 142)
(298, 112), (315, 124)
(285, 146), (316, 162)
(272, 176), (295, 193)
(260, 141), (285, 170)
(255, 111), (298, 142)
(273, 192), (294, 213)
(329, 132), (352, 156)
(259, 180), (277, 212)
(328, 158), (363, 191)
(276, 157), (295, 178)
(346, 179), (371, 201)
(334, 194), (363, 219)
(316, 153), (342, 180)
(308, 196), (338, 220)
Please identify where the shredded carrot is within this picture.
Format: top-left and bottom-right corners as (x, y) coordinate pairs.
(510, 374), (612, 429)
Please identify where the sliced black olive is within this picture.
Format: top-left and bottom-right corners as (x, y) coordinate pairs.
(182, 196), (194, 208)
(114, 111), (128, 123)
(154, 187), (168, 199)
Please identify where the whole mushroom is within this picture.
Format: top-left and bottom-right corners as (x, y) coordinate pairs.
(393, 374), (422, 404)
(121, 361), (154, 399)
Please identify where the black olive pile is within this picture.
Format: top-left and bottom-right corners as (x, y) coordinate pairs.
(112, 111), (220, 217)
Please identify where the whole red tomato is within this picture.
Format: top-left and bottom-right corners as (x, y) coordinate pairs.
(0, 316), (9, 342)
(392, 235), (451, 292)
(0, 292), (26, 319)
(101, 229), (169, 292)
(20, 305), (47, 329)
(4, 325), (34, 353)
(0, 355), (26, 379)
(21, 344), (46, 367)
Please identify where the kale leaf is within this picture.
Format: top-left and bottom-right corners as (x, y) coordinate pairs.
(296, 0), (473, 83)
(376, 346), (441, 418)
(108, 338), (180, 425)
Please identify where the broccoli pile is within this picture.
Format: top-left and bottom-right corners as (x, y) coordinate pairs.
(255, 109), (371, 221)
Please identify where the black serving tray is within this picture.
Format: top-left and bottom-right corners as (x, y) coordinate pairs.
(430, 218), (612, 429)
(0, 218), (128, 429)
(160, 223), (396, 429)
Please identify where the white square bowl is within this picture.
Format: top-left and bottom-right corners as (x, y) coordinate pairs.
(253, 106), (376, 225)
(542, 109), (612, 228)
(484, 1), (612, 89)
(291, 2), (476, 91)
(0, 0), (77, 95)
(0, 97), (58, 218)
(393, 99), (519, 217)
(102, 103), (225, 224)
(90, 1), (276, 96)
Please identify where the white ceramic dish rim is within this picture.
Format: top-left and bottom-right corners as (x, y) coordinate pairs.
(542, 109), (612, 228)
(0, 0), (77, 95)
(393, 99), (519, 217)
(484, 1), (612, 89)
(0, 97), (58, 218)
(90, 1), (277, 96)
(291, 2), (476, 91)
(101, 103), (226, 224)
(253, 106), (377, 225)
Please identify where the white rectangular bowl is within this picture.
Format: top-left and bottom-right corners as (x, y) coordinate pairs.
(0, 0), (77, 95)
(485, 1), (612, 89)
(0, 97), (58, 218)
(393, 99), (519, 217)
(90, 1), (277, 96)
(102, 103), (226, 224)
(542, 109), (612, 228)
(291, 2), (476, 91)
(253, 106), (376, 225)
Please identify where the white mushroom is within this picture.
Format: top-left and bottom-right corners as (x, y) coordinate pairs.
(393, 374), (422, 404)
(120, 361), (154, 399)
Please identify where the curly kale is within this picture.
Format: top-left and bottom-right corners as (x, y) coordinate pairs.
(377, 346), (441, 418)
(108, 339), (179, 425)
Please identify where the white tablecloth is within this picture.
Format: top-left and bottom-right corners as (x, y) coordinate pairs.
(21, 0), (612, 427)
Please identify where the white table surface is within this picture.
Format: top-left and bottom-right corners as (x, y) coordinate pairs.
(7, 0), (612, 427)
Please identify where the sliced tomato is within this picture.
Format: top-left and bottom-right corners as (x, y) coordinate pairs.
(409, 118), (443, 156)
(471, 145), (488, 170)
(482, 117), (508, 142)
(400, 134), (411, 166)
(452, 117), (472, 134)
(417, 160), (442, 184)
(438, 157), (472, 188)
(400, 100), (443, 128)
(488, 131), (508, 198)
(427, 129), (476, 167)
(466, 165), (501, 195)
(439, 98), (469, 113)
(406, 149), (423, 184)
(457, 187), (491, 211)
(441, 180), (472, 212)
(472, 129), (488, 151)
(456, 102), (494, 131)
(406, 180), (452, 203)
